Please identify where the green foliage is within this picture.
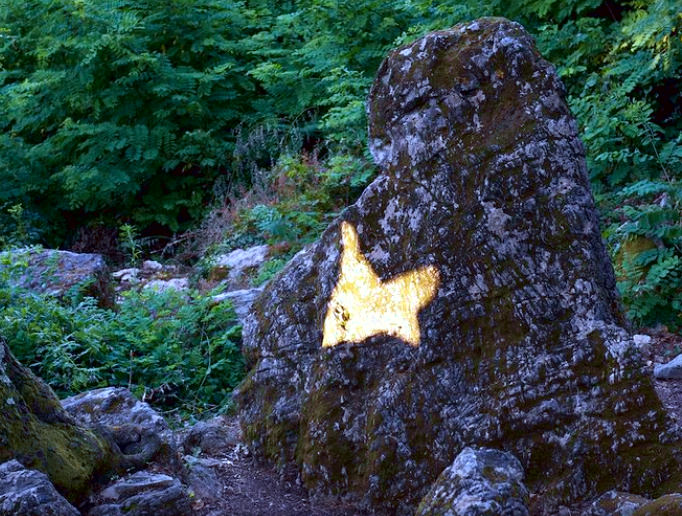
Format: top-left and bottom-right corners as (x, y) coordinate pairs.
(602, 179), (682, 329)
(0, 203), (40, 249)
(118, 223), (142, 266)
(0, 268), (244, 415)
(1, 0), (680, 330)
(0, 0), (259, 237)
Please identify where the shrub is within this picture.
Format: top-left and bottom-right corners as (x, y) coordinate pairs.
(0, 269), (244, 416)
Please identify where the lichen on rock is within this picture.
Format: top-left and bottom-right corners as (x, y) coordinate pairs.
(0, 337), (117, 502)
(236, 17), (682, 515)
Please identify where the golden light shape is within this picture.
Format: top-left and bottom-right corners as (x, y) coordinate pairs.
(322, 221), (440, 348)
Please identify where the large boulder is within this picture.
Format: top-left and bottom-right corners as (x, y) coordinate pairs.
(236, 17), (681, 514)
(87, 471), (191, 516)
(0, 338), (117, 502)
(0, 247), (113, 306)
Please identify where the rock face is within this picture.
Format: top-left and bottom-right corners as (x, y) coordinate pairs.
(415, 447), (529, 516)
(632, 493), (682, 516)
(0, 460), (80, 516)
(0, 247), (113, 306)
(0, 338), (116, 501)
(236, 18), (681, 514)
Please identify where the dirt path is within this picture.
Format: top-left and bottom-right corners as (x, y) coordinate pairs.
(186, 418), (363, 516)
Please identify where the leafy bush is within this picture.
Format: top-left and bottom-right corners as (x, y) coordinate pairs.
(0, 0), (258, 238)
(602, 179), (682, 329)
(0, 272), (244, 416)
(1, 0), (680, 329)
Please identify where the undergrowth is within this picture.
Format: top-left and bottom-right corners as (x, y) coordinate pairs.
(0, 259), (243, 419)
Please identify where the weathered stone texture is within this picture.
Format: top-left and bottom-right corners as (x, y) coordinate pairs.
(87, 471), (191, 516)
(415, 447), (529, 516)
(0, 460), (80, 516)
(0, 338), (116, 502)
(62, 387), (178, 468)
(0, 247), (113, 306)
(236, 18), (681, 514)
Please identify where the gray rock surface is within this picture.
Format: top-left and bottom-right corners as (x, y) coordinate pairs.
(179, 416), (238, 456)
(211, 287), (264, 325)
(654, 354), (682, 380)
(182, 456), (225, 505)
(0, 338), (117, 502)
(211, 245), (269, 288)
(62, 387), (176, 467)
(585, 490), (649, 516)
(0, 460), (80, 516)
(631, 493), (682, 515)
(87, 471), (190, 516)
(415, 447), (529, 516)
(236, 17), (681, 515)
(0, 247), (112, 305)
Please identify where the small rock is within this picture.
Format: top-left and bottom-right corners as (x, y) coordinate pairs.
(586, 490), (649, 516)
(211, 287), (264, 325)
(179, 416), (238, 456)
(632, 493), (682, 515)
(654, 354), (682, 380)
(62, 387), (176, 467)
(112, 267), (140, 283)
(182, 456), (224, 504)
(142, 260), (164, 272)
(0, 460), (80, 516)
(415, 447), (529, 516)
(143, 277), (189, 292)
(88, 471), (191, 516)
(633, 334), (652, 347)
(210, 245), (269, 287)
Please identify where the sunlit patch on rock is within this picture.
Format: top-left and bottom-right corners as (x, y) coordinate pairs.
(322, 221), (439, 348)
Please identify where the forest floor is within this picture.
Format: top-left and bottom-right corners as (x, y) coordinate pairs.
(189, 418), (362, 516)
(189, 329), (682, 516)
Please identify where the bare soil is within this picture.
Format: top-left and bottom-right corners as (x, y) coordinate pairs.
(188, 418), (364, 516)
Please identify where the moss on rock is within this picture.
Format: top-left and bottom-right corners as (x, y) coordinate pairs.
(0, 337), (117, 502)
(236, 18), (682, 515)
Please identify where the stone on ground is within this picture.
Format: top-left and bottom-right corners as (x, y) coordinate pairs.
(236, 17), (681, 514)
(87, 471), (191, 516)
(415, 447), (529, 516)
(585, 490), (649, 516)
(62, 387), (177, 467)
(0, 247), (112, 306)
(654, 354), (682, 380)
(209, 245), (270, 288)
(0, 460), (80, 516)
(0, 338), (116, 502)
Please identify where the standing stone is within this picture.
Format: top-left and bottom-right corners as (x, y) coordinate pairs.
(236, 18), (681, 514)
